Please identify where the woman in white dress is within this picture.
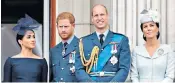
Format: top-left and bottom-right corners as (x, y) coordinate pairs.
(130, 9), (175, 83)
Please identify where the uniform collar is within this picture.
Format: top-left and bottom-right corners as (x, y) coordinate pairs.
(96, 29), (109, 41)
(62, 35), (74, 45)
(63, 36), (79, 57)
(90, 30), (113, 48)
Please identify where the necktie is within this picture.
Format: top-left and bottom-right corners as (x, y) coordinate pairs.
(64, 42), (68, 47)
(99, 34), (104, 46)
(62, 42), (68, 56)
(63, 42), (68, 50)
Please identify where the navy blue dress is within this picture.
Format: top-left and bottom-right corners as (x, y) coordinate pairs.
(3, 57), (48, 82)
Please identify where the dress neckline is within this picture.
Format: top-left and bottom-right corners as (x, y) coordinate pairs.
(143, 44), (161, 58)
(9, 57), (44, 60)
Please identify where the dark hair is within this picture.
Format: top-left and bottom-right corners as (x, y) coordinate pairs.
(140, 22), (160, 41)
(16, 30), (35, 47)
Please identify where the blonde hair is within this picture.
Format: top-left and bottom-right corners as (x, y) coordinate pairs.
(56, 12), (75, 24)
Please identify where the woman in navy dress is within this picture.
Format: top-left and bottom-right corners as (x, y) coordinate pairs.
(3, 14), (48, 82)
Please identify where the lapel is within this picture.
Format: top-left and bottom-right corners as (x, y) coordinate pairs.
(55, 43), (63, 52)
(102, 31), (113, 48)
(64, 36), (79, 57)
(152, 44), (168, 59)
(54, 43), (63, 58)
(136, 45), (151, 58)
(90, 32), (101, 48)
(137, 45), (167, 59)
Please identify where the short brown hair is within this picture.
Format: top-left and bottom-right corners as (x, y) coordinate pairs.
(92, 4), (108, 16)
(56, 12), (75, 24)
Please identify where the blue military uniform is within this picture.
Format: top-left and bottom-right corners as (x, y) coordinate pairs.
(50, 36), (78, 82)
(75, 30), (131, 82)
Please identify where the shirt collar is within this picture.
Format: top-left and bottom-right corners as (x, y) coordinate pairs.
(96, 29), (109, 40)
(62, 35), (74, 45)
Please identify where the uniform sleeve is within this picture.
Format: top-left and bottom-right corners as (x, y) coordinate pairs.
(130, 48), (139, 83)
(75, 45), (95, 82)
(3, 57), (12, 82)
(110, 37), (131, 82)
(41, 58), (48, 82)
(162, 47), (175, 83)
(49, 50), (53, 82)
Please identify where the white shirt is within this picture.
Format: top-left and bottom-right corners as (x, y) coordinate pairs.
(96, 29), (109, 41)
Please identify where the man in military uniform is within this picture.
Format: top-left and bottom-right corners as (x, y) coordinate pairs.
(50, 12), (78, 82)
(75, 4), (131, 82)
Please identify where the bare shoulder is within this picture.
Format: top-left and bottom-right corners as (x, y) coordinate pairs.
(33, 55), (43, 59)
(11, 54), (21, 58)
(11, 54), (43, 59)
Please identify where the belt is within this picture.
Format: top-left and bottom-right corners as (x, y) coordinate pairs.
(89, 71), (116, 77)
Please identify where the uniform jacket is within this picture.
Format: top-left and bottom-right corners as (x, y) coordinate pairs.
(50, 36), (79, 82)
(75, 30), (131, 82)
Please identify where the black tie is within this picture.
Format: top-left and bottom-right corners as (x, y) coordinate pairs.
(64, 42), (68, 47)
(63, 42), (68, 50)
(99, 34), (104, 46)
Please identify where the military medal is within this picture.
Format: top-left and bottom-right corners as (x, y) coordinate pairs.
(72, 51), (76, 63)
(110, 42), (118, 54)
(62, 49), (65, 56)
(69, 54), (73, 63)
(62, 44), (66, 56)
(70, 66), (75, 73)
(110, 56), (118, 65)
(158, 48), (164, 56)
(69, 51), (76, 63)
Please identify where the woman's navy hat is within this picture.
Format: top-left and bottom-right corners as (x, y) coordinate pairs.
(140, 9), (160, 24)
(12, 14), (40, 35)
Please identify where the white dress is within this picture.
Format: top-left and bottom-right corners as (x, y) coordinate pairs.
(131, 44), (175, 83)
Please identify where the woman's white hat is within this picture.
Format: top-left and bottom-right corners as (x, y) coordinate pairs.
(140, 9), (160, 23)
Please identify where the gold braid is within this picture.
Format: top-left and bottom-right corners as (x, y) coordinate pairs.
(79, 38), (99, 74)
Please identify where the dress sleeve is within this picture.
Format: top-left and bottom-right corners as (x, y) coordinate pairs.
(41, 58), (48, 82)
(49, 50), (53, 82)
(162, 46), (175, 83)
(130, 48), (139, 83)
(3, 57), (12, 82)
